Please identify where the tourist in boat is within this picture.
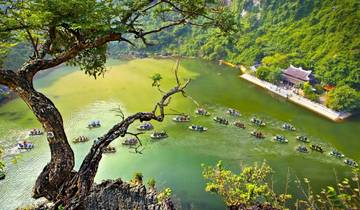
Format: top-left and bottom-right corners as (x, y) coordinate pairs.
(310, 144), (324, 153)
(188, 125), (208, 132)
(251, 130), (264, 139)
(172, 115), (190, 122)
(28, 128), (43, 136)
(233, 121), (246, 129)
(296, 135), (309, 143)
(17, 140), (34, 150)
(296, 145), (308, 153)
(195, 108), (210, 116)
(226, 108), (241, 117)
(282, 123), (296, 131)
(122, 138), (138, 146)
(250, 117), (266, 126)
(87, 120), (101, 129)
(102, 146), (116, 153)
(273, 135), (288, 143)
(73, 136), (89, 143)
(213, 116), (229, 125)
(329, 150), (345, 158)
(344, 159), (358, 168)
(150, 131), (168, 139)
(137, 122), (153, 131)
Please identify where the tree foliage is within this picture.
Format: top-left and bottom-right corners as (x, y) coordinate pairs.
(326, 85), (360, 112)
(202, 161), (291, 209)
(203, 161), (360, 209)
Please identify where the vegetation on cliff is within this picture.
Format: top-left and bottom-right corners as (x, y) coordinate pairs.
(203, 161), (360, 209)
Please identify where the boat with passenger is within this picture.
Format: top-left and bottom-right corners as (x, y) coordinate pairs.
(87, 120), (101, 129)
(188, 125), (208, 132)
(213, 116), (229, 125)
(150, 131), (168, 139)
(233, 121), (246, 129)
(344, 159), (358, 167)
(282, 123), (296, 131)
(296, 145), (309, 153)
(273, 135), (288, 143)
(122, 138), (138, 146)
(251, 130), (264, 139)
(102, 146), (116, 153)
(28, 129), (43, 136)
(17, 141), (34, 150)
(310, 144), (324, 153)
(73, 136), (89, 143)
(296, 136), (309, 143)
(195, 108), (210, 116)
(250, 117), (266, 126)
(172, 115), (190, 122)
(226, 108), (241, 117)
(329, 150), (345, 158)
(137, 122), (153, 131)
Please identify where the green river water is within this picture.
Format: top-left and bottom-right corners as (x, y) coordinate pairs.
(0, 59), (359, 210)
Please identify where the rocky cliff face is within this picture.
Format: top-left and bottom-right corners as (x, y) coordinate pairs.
(28, 179), (174, 210)
(84, 179), (174, 210)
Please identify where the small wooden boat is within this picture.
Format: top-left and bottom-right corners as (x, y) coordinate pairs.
(226, 108), (241, 117)
(122, 138), (138, 146)
(213, 116), (229, 125)
(73, 136), (89, 143)
(250, 117), (266, 126)
(102, 146), (116, 153)
(310, 144), (324, 153)
(251, 131), (264, 139)
(17, 141), (34, 150)
(344, 159), (358, 168)
(150, 131), (168, 139)
(296, 136), (309, 143)
(296, 145), (308, 153)
(282, 123), (296, 131)
(188, 125), (208, 132)
(172, 115), (190, 122)
(233, 121), (245, 129)
(137, 122), (153, 131)
(273, 135), (288, 143)
(195, 108), (210, 116)
(87, 120), (101, 129)
(329, 150), (345, 158)
(28, 129), (43, 136)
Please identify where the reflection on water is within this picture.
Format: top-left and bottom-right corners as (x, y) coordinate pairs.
(0, 59), (359, 210)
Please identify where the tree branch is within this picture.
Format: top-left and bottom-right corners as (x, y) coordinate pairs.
(62, 60), (190, 207)
(0, 69), (19, 88)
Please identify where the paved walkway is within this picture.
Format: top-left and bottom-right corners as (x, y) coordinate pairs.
(240, 73), (351, 121)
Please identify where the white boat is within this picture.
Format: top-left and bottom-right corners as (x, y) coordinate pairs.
(188, 125), (208, 132)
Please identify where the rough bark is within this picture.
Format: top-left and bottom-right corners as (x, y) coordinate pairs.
(12, 77), (75, 200)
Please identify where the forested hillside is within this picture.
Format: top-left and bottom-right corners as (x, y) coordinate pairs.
(109, 0), (359, 91)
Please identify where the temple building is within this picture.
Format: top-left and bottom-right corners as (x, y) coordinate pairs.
(281, 65), (314, 86)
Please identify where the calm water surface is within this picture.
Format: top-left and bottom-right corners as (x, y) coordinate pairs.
(0, 59), (359, 210)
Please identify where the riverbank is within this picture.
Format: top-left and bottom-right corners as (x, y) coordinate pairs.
(240, 73), (351, 122)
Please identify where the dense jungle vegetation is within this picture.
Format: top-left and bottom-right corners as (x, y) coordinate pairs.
(3, 0), (360, 111)
(108, 0), (360, 111)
